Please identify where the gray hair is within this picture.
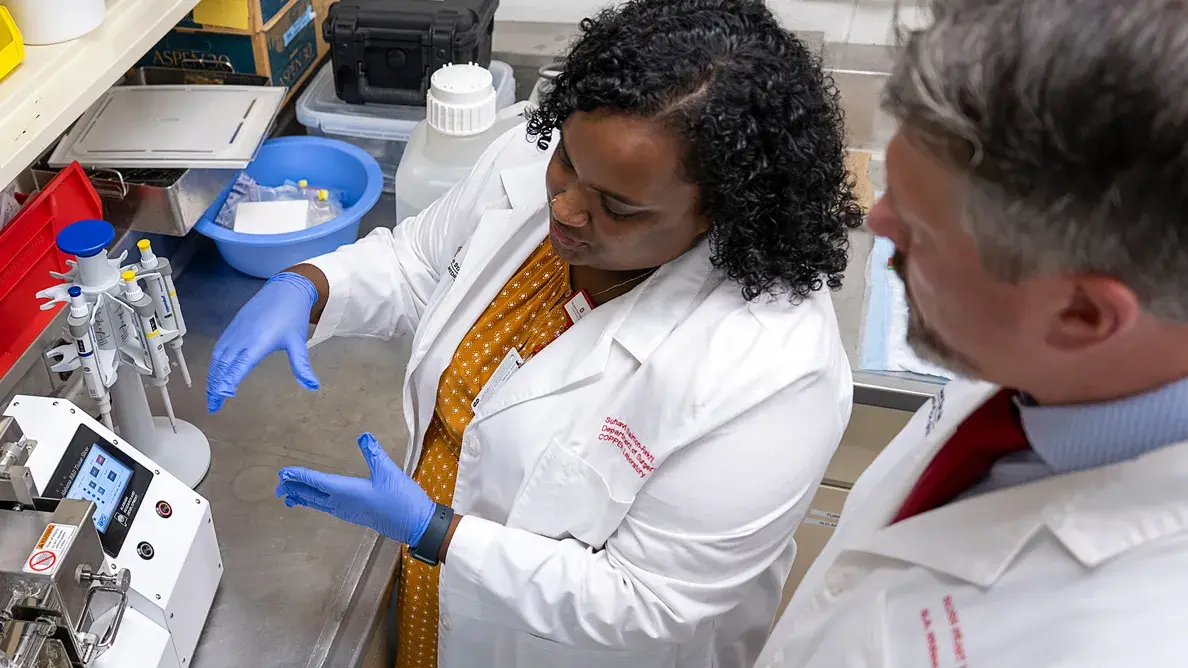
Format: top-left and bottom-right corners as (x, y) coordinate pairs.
(884, 0), (1188, 320)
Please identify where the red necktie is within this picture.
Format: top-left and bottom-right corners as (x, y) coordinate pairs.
(893, 390), (1031, 522)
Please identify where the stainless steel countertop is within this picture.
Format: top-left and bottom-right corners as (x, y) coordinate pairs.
(175, 197), (408, 668)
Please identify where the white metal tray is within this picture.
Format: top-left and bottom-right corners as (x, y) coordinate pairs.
(50, 85), (286, 170)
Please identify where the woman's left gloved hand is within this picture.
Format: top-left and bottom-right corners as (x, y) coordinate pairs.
(276, 433), (435, 546)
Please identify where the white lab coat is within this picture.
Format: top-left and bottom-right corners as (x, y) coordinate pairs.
(757, 378), (1188, 668)
(305, 124), (853, 668)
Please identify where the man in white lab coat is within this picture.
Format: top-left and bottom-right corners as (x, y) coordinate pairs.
(757, 0), (1188, 665)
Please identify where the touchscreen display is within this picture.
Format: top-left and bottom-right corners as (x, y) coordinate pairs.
(64, 443), (133, 534)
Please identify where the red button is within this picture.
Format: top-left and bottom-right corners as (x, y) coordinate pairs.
(155, 501), (172, 518)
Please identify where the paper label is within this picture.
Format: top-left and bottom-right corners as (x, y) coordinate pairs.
(810, 508), (841, 521)
(803, 517), (838, 529)
(23, 523), (77, 576)
(447, 247), (464, 279)
(472, 348), (524, 411)
(564, 290), (594, 325)
(284, 6), (316, 47)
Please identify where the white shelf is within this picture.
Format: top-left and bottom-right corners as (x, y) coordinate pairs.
(0, 0), (201, 188)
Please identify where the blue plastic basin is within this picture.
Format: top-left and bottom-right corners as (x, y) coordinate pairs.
(195, 136), (383, 279)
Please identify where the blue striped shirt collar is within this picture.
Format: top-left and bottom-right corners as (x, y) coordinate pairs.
(1016, 376), (1188, 474)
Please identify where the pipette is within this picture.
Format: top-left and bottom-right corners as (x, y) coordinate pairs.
(66, 286), (114, 430)
(137, 239), (192, 387)
(122, 270), (177, 433)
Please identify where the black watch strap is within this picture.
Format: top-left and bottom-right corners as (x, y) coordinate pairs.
(410, 503), (455, 566)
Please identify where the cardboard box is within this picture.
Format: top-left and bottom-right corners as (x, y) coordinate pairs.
(826, 404), (912, 487)
(138, 0), (320, 100)
(778, 483), (848, 617)
(190, 0), (294, 32)
(774, 405), (911, 617)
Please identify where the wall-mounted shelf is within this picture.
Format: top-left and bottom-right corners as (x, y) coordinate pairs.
(0, 0), (200, 189)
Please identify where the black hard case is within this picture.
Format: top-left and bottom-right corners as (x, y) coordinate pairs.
(323, 0), (499, 105)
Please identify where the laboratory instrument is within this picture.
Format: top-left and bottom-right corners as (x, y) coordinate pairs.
(324, 0), (499, 105)
(37, 220), (211, 488)
(394, 64), (528, 222)
(0, 395), (221, 668)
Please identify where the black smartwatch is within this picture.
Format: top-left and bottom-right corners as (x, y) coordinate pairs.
(409, 503), (455, 566)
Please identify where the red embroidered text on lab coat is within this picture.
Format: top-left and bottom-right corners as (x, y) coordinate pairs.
(598, 417), (655, 478)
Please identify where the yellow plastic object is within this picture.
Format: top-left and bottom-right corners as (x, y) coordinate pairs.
(193, 0), (250, 31)
(138, 239), (151, 251)
(0, 7), (25, 82)
(121, 269), (137, 282)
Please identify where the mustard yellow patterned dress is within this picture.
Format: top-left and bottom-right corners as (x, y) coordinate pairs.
(395, 239), (574, 668)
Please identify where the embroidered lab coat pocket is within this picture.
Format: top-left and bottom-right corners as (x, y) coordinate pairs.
(513, 632), (678, 668)
(506, 439), (632, 549)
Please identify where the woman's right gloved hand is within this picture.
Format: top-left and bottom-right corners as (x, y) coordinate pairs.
(206, 272), (321, 413)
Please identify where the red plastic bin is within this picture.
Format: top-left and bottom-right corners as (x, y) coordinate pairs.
(0, 162), (103, 380)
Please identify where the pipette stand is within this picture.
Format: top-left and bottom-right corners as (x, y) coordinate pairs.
(37, 220), (211, 489)
(109, 366), (211, 488)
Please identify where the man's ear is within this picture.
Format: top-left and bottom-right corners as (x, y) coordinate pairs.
(1046, 276), (1140, 351)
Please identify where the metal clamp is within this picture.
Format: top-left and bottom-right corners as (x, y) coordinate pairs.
(75, 565), (132, 663)
(0, 417), (37, 507)
(87, 168), (129, 201)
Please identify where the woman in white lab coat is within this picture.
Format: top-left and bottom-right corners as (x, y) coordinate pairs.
(206, 1), (862, 666)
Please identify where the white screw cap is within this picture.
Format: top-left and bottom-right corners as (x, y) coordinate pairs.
(427, 63), (497, 137)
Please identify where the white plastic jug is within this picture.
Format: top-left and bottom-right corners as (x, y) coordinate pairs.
(395, 63), (530, 224)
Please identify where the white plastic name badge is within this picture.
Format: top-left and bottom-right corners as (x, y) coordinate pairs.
(472, 347), (524, 411)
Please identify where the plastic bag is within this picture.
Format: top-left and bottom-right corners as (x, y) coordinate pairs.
(214, 173), (346, 230)
(214, 171), (260, 229)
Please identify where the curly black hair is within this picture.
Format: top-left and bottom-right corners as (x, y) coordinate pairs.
(526, 0), (864, 302)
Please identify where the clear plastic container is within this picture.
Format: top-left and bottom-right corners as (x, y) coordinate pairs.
(296, 60), (516, 194)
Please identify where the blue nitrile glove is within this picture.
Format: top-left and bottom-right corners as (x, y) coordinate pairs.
(275, 433), (436, 547)
(207, 272), (320, 413)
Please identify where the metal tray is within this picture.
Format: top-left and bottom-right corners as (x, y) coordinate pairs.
(31, 159), (234, 236)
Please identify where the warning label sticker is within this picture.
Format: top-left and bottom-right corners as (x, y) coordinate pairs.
(23, 523), (77, 575)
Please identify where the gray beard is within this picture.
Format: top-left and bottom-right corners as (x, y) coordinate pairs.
(904, 303), (979, 377)
(892, 249), (979, 376)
